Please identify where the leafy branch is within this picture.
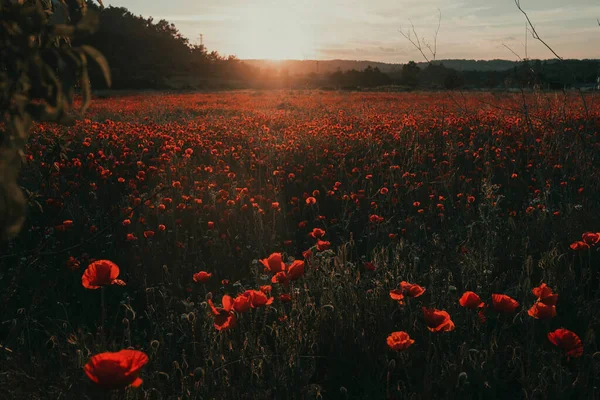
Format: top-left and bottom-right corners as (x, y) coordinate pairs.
(0, 0), (110, 241)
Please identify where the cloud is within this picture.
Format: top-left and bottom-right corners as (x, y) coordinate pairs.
(107, 0), (600, 61)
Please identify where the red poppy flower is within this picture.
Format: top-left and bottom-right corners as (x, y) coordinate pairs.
(306, 197), (317, 205)
(531, 283), (558, 306)
(279, 293), (292, 302)
(193, 271), (212, 283)
(208, 295), (237, 331)
(260, 285), (272, 293)
(260, 253), (285, 273)
(548, 329), (583, 358)
(84, 349), (148, 390)
(400, 281), (426, 298)
(271, 271), (290, 286)
(233, 293), (251, 313)
(143, 230), (155, 239)
(82, 260), (124, 289)
(570, 241), (590, 251)
(316, 240), (331, 251)
(581, 232), (600, 245)
(422, 307), (455, 332)
(363, 261), (376, 271)
(302, 249), (313, 261)
(244, 290), (274, 308)
(459, 291), (484, 309)
(386, 331), (414, 351)
(527, 302), (556, 320)
(389, 289), (405, 304)
(309, 228), (325, 239)
(286, 260), (305, 280)
(491, 294), (519, 313)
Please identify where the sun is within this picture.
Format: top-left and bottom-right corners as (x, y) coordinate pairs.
(232, 3), (315, 60)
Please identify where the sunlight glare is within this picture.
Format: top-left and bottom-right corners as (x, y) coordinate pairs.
(232, 2), (316, 60)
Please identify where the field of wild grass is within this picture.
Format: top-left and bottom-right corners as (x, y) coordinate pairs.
(1, 90), (600, 399)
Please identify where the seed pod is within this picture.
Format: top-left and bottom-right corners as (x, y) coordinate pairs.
(193, 367), (204, 380)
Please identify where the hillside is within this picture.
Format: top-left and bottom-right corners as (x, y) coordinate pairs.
(241, 59), (524, 74)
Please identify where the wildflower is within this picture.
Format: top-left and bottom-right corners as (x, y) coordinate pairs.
(306, 197), (317, 205)
(259, 285), (272, 294)
(548, 329), (583, 358)
(527, 302), (556, 319)
(302, 249), (313, 261)
(244, 290), (274, 308)
(84, 349), (149, 390)
(491, 294), (519, 313)
(400, 281), (426, 298)
(193, 271), (212, 283)
(363, 261), (376, 271)
(581, 232), (600, 245)
(309, 228), (325, 239)
(386, 331), (414, 351)
(82, 260), (125, 289)
(66, 256), (80, 271)
(143, 230), (155, 239)
(271, 271), (290, 286)
(569, 241), (590, 251)
(459, 291), (484, 309)
(422, 307), (455, 332)
(233, 293), (251, 313)
(316, 240), (331, 251)
(279, 294), (292, 303)
(286, 260), (305, 280)
(389, 289), (405, 304)
(260, 253), (285, 273)
(532, 283), (558, 306)
(208, 295), (236, 331)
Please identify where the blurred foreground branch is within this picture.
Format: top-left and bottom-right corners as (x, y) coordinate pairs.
(0, 0), (110, 241)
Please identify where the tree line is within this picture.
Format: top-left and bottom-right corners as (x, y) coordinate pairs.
(78, 2), (599, 91)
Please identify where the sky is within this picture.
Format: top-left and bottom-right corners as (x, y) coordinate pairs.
(104, 0), (600, 62)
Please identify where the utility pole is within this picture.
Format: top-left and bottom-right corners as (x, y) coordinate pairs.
(199, 34), (204, 46)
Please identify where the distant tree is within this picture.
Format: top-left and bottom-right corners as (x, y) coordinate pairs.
(400, 61), (420, 88)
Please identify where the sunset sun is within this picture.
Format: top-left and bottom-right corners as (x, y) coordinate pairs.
(233, 4), (315, 60)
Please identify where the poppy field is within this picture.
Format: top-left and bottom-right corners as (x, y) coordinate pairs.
(2, 90), (600, 399)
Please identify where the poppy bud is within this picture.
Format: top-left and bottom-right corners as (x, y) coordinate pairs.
(340, 387), (348, 396)
(187, 312), (196, 322)
(193, 367), (204, 381)
(150, 340), (160, 350)
(457, 372), (468, 387)
(46, 337), (56, 350)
